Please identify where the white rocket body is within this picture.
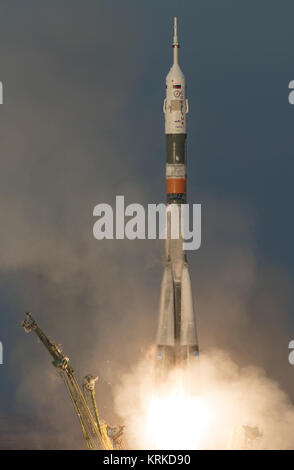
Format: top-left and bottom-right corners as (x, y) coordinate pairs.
(156, 18), (199, 377)
(164, 64), (188, 134)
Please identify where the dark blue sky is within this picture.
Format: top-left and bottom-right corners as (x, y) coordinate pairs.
(0, 0), (294, 448)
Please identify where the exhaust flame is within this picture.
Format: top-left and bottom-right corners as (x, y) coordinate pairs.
(146, 386), (211, 449)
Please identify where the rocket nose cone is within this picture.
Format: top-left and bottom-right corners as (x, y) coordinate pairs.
(166, 63), (185, 80)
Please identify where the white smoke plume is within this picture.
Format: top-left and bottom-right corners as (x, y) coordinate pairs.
(114, 349), (294, 449)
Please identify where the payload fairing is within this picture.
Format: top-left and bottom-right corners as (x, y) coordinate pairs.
(156, 18), (199, 377)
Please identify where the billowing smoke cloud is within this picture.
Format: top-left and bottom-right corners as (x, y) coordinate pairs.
(0, 2), (157, 448)
(113, 197), (294, 450)
(114, 350), (294, 450)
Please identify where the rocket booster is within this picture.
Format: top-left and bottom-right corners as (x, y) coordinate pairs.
(156, 18), (199, 377)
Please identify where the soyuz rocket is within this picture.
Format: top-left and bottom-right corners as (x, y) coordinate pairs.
(156, 18), (199, 377)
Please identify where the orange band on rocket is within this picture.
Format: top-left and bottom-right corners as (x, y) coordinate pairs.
(166, 178), (186, 194)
